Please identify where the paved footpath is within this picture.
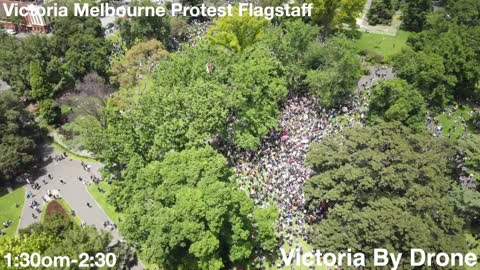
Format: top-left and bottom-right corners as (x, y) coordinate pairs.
(18, 153), (120, 239)
(18, 148), (144, 269)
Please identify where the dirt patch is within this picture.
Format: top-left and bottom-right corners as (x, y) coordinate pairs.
(45, 200), (68, 222)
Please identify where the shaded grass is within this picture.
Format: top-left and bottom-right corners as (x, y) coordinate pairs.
(0, 187), (8, 196)
(87, 181), (124, 224)
(0, 187), (25, 237)
(51, 141), (98, 163)
(354, 30), (412, 58)
(437, 105), (474, 140)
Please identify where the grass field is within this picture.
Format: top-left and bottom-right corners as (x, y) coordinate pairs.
(87, 181), (124, 224)
(0, 187), (25, 237)
(354, 30), (412, 58)
(51, 141), (98, 163)
(437, 104), (476, 140)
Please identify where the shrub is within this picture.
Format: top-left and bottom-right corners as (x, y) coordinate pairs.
(360, 49), (385, 64)
(39, 99), (61, 125)
(368, 0), (395, 25)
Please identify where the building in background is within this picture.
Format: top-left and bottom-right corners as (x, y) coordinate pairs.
(0, 0), (50, 33)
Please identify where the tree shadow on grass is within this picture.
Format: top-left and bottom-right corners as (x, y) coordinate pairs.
(0, 187), (7, 197)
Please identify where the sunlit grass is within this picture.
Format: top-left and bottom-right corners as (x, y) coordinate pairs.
(0, 187), (25, 237)
(354, 30), (412, 58)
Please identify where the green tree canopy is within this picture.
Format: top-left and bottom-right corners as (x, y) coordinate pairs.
(368, 79), (426, 131)
(392, 48), (455, 108)
(401, 0), (433, 32)
(50, 9), (110, 78)
(458, 135), (480, 183)
(119, 147), (277, 269)
(29, 61), (50, 100)
(206, 10), (268, 52)
(63, 33), (110, 77)
(305, 122), (468, 267)
(39, 99), (61, 125)
(306, 0), (364, 34)
(446, 0), (480, 27)
(393, 16), (480, 105)
(449, 188), (480, 227)
(111, 39), (169, 89)
(0, 91), (40, 184)
(0, 12), (109, 100)
(84, 42), (287, 172)
(0, 233), (54, 270)
(0, 34), (59, 97)
(116, 0), (171, 49)
(367, 0), (395, 25)
(305, 35), (362, 107)
(16, 214), (137, 270)
(263, 19), (320, 91)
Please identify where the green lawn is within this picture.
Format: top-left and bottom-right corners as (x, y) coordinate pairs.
(437, 105), (475, 140)
(354, 30), (411, 58)
(0, 187), (25, 237)
(51, 141), (98, 163)
(87, 181), (124, 224)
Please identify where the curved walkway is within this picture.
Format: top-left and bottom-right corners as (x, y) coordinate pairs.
(356, 0), (401, 36)
(19, 149), (119, 240)
(17, 146), (144, 269)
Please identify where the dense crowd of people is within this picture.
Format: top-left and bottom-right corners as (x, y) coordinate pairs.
(426, 105), (479, 191)
(219, 66), (395, 268)
(228, 94), (366, 244)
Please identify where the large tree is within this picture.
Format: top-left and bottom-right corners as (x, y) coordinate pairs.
(63, 33), (110, 77)
(305, 122), (468, 268)
(84, 42), (287, 171)
(368, 79), (426, 131)
(458, 135), (480, 184)
(263, 19), (320, 92)
(1, 202), (136, 270)
(401, 0), (433, 32)
(29, 61), (51, 100)
(393, 15), (480, 106)
(206, 10), (268, 53)
(0, 233), (54, 270)
(306, 0), (365, 34)
(0, 91), (40, 184)
(119, 147), (277, 269)
(305, 35), (362, 107)
(116, 0), (171, 49)
(0, 11), (109, 100)
(16, 214), (137, 270)
(367, 0), (395, 25)
(392, 48), (455, 108)
(446, 0), (480, 27)
(111, 39), (169, 89)
(0, 34), (57, 97)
